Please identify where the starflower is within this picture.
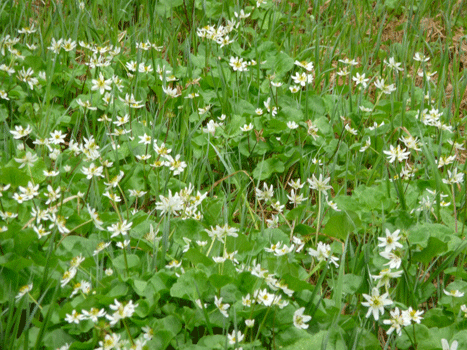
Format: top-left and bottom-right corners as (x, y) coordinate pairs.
(371, 268), (403, 289)
(444, 289), (465, 298)
(156, 190), (184, 216)
(293, 307), (312, 329)
(214, 296), (230, 317)
(15, 151), (38, 168)
(362, 288), (393, 320)
(378, 229), (403, 252)
(16, 283), (33, 301)
(65, 310), (85, 324)
(383, 145), (410, 163)
(383, 307), (409, 336)
(255, 182), (274, 202)
(401, 307), (424, 324)
(91, 72), (112, 94)
(308, 242), (339, 267)
(291, 72), (313, 86)
(308, 174), (332, 192)
(82, 163), (104, 179)
(228, 330), (244, 345)
(10, 124), (32, 139)
(441, 339), (458, 350)
(107, 220), (132, 238)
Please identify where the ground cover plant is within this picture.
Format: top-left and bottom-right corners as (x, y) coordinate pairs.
(1, 0), (467, 349)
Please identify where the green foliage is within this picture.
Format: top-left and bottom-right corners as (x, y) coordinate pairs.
(1, 0), (467, 349)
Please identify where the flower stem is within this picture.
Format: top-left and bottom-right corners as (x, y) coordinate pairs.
(123, 319), (134, 345)
(315, 190), (322, 245)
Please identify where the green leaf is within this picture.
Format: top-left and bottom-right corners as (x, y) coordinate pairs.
(209, 274), (233, 289)
(0, 104), (8, 122)
(323, 211), (361, 241)
(267, 51), (294, 77)
(107, 282), (129, 298)
(184, 248), (214, 267)
(409, 223), (453, 248)
(328, 273), (363, 295)
(0, 253), (33, 272)
(146, 330), (174, 350)
(0, 167), (29, 187)
(306, 95), (326, 116)
(412, 236), (448, 264)
(170, 269), (211, 300)
(197, 335), (226, 349)
(252, 157), (285, 180)
(132, 280), (148, 296)
(112, 254), (140, 270)
(281, 332), (321, 350)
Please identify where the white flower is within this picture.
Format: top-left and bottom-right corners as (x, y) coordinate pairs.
(240, 123), (253, 132)
(156, 190), (184, 216)
(82, 308), (106, 323)
(106, 299), (138, 326)
(345, 124), (358, 135)
(228, 330), (244, 345)
(234, 9), (251, 19)
(65, 310), (85, 324)
(413, 52), (430, 62)
(291, 72), (313, 86)
(162, 85), (181, 98)
(242, 294), (253, 307)
(214, 296), (230, 317)
(16, 283), (33, 301)
(441, 339), (458, 350)
(383, 307), (409, 336)
(107, 220), (132, 238)
(142, 326), (154, 340)
(378, 229), (403, 252)
(82, 163), (104, 179)
(444, 289), (464, 297)
(338, 58), (358, 65)
(10, 124), (32, 139)
(76, 98), (97, 110)
(256, 289), (275, 306)
(96, 334), (121, 350)
(287, 121), (299, 129)
(166, 259), (182, 268)
(289, 85), (300, 93)
(307, 174), (332, 192)
(308, 242), (339, 267)
(164, 154), (187, 175)
(443, 168), (464, 185)
(379, 250), (402, 269)
(255, 183), (274, 202)
(383, 145), (410, 163)
(15, 151), (38, 168)
(371, 268), (403, 289)
(91, 72), (112, 94)
(401, 307), (424, 324)
(61, 268), (77, 287)
(294, 60), (314, 71)
(361, 288), (393, 320)
(352, 72), (369, 88)
(229, 56), (248, 72)
(374, 78), (396, 94)
(93, 241), (110, 255)
(384, 57), (403, 72)
(293, 307), (312, 329)
(287, 189), (307, 206)
(274, 243), (295, 256)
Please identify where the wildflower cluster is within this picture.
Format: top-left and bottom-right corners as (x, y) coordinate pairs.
(2, 1), (467, 349)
